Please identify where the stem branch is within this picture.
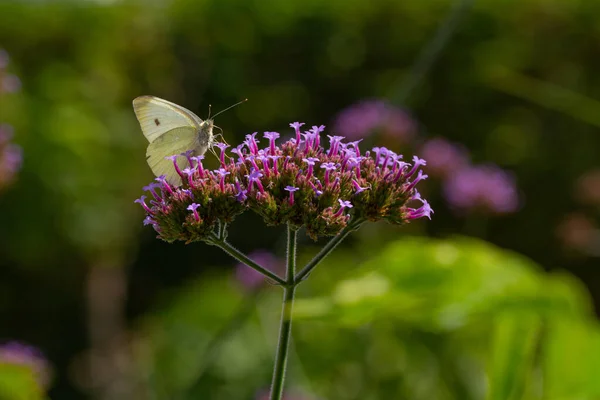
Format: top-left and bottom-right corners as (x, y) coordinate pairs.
(294, 219), (363, 284)
(208, 234), (287, 286)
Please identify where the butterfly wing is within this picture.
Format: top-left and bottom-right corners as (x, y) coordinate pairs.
(146, 126), (198, 185)
(133, 95), (202, 143)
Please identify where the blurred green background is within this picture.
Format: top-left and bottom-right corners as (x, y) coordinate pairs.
(1, 0), (600, 399)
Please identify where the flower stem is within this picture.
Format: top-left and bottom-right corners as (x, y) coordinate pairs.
(270, 225), (297, 400)
(208, 234), (287, 286)
(294, 219), (363, 284)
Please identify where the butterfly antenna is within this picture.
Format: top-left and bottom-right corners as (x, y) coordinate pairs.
(211, 98), (248, 119)
(208, 104), (212, 119)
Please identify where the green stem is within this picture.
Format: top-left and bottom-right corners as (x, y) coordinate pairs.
(217, 220), (228, 240)
(270, 225), (297, 400)
(294, 219), (363, 284)
(208, 234), (287, 286)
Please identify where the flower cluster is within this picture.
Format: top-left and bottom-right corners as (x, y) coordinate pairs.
(0, 341), (52, 389)
(136, 122), (432, 242)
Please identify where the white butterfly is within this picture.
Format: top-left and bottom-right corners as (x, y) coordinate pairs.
(133, 95), (216, 186)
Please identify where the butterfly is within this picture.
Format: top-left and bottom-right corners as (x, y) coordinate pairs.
(133, 96), (244, 185)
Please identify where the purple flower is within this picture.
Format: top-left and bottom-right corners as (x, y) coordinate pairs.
(406, 169), (428, 192)
(575, 169), (600, 206)
(245, 133), (260, 155)
(187, 203), (201, 221)
(165, 155), (184, 179)
(334, 199), (353, 217)
(215, 168), (230, 192)
(407, 199), (434, 220)
(420, 138), (469, 178)
(0, 124), (22, 190)
(289, 122), (305, 144)
(235, 250), (284, 290)
(0, 49), (8, 69)
(246, 169), (265, 193)
(443, 165), (519, 214)
(333, 99), (415, 141)
(234, 179), (248, 202)
(285, 185), (300, 205)
(0, 341), (52, 389)
(2, 74), (21, 93)
(134, 195), (153, 214)
(302, 157), (319, 179)
(264, 132), (280, 154)
(268, 155), (281, 175)
(214, 142), (230, 166)
(351, 179), (369, 194)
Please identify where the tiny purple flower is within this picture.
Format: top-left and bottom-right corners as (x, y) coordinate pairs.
(290, 122), (305, 144)
(320, 162), (337, 186)
(264, 131), (280, 154)
(234, 179), (248, 202)
(134, 195), (153, 214)
(155, 175), (174, 194)
(245, 132), (260, 155)
(285, 185), (300, 205)
(215, 168), (230, 192)
(406, 170), (428, 192)
(268, 155), (281, 175)
(405, 156), (427, 179)
(302, 157), (319, 179)
(407, 199), (434, 220)
(327, 135), (345, 156)
(351, 179), (369, 194)
(187, 203), (201, 221)
(246, 169), (265, 193)
(214, 142), (230, 166)
(334, 199), (353, 217)
(165, 155), (184, 180)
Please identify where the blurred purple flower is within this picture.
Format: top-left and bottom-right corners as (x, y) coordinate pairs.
(0, 49), (9, 69)
(0, 124), (22, 190)
(443, 165), (519, 214)
(0, 49), (20, 94)
(419, 137), (469, 178)
(333, 99), (415, 142)
(0, 341), (52, 389)
(2, 74), (21, 93)
(575, 169), (600, 206)
(235, 250), (284, 289)
(556, 213), (600, 257)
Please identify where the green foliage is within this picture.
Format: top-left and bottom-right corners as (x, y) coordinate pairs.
(0, 364), (44, 400)
(134, 236), (600, 399)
